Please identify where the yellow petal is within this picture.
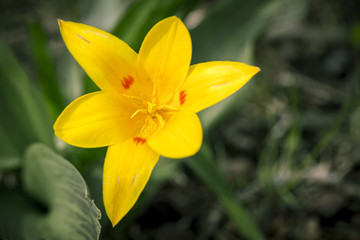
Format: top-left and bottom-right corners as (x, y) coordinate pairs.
(58, 20), (151, 96)
(137, 16), (192, 105)
(148, 110), (202, 158)
(179, 61), (260, 112)
(103, 139), (159, 226)
(54, 92), (141, 148)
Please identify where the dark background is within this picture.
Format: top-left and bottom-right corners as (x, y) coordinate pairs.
(1, 0), (360, 239)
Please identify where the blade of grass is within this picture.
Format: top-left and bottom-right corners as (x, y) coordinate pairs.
(186, 143), (264, 240)
(276, 76), (302, 209)
(257, 121), (280, 193)
(305, 98), (352, 165)
(276, 97), (352, 209)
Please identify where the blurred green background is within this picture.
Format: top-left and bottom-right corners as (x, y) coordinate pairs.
(1, 0), (360, 239)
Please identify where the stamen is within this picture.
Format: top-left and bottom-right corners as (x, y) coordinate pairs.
(154, 113), (165, 129)
(130, 109), (146, 119)
(157, 105), (179, 112)
(122, 94), (142, 101)
(152, 80), (156, 100)
(122, 93), (145, 107)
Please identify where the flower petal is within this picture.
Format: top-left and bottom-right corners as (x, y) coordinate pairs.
(58, 20), (150, 96)
(103, 140), (159, 226)
(148, 110), (202, 158)
(54, 92), (141, 148)
(137, 16), (192, 105)
(179, 61), (260, 112)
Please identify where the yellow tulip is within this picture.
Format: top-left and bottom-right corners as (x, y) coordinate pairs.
(54, 16), (260, 226)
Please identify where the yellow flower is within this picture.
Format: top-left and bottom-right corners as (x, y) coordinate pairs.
(54, 16), (260, 226)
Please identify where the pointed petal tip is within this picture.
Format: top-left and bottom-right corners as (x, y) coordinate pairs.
(57, 19), (72, 30)
(108, 208), (125, 228)
(168, 15), (180, 21)
(159, 16), (182, 26)
(103, 141), (159, 229)
(247, 64), (260, 74)
(57, 19), (69, 32)
(110, 218), (119, 228)
(164, 15), (178, 20)
(105, 203), (122, 228)
(246, 64), (261, 77)
(57, 19), (64, 27)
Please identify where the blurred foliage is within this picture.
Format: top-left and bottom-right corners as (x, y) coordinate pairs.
(1, 0), (360, 239)
(0, 41), (53, 164)
(0, 144), (100, 239)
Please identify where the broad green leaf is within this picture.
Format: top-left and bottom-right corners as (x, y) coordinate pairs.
(0, 41), (53, 158)
(0, 143), (101, 240)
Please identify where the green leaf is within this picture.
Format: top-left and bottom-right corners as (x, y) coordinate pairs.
(0, 126), (20, 170)
(191, 0), (284, 63)
(0, 41), (53, 158)
(29, 21), (65, 119)
(0, 143), (101, 240)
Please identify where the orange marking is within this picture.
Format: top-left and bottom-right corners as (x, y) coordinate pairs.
(133, 137), (146, 145)
(179, 90), (187, 105)
(122, 75), (134, 89)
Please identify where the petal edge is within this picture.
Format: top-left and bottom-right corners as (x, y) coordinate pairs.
(180, 61), (260, 112)
(54, 92), (139, 148)
(137, 16), (192, 105)
(103, 140), (159, 226)
(58, 20), (144, 94)
(148, 110), (202, 158)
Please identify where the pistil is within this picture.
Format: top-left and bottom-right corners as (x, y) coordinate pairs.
(147, 102), (157, 115)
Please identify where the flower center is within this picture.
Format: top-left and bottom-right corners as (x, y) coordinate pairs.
(135, 102), (178, 134)
(124, 93), (180, 139)
(147, 102), (157, 115)
(130, 100), (178, 119)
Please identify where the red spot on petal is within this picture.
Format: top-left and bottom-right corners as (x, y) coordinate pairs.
(133, 137), (146, 145)
(179, 90), (187, 105)
(122, 75), (134, 89)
